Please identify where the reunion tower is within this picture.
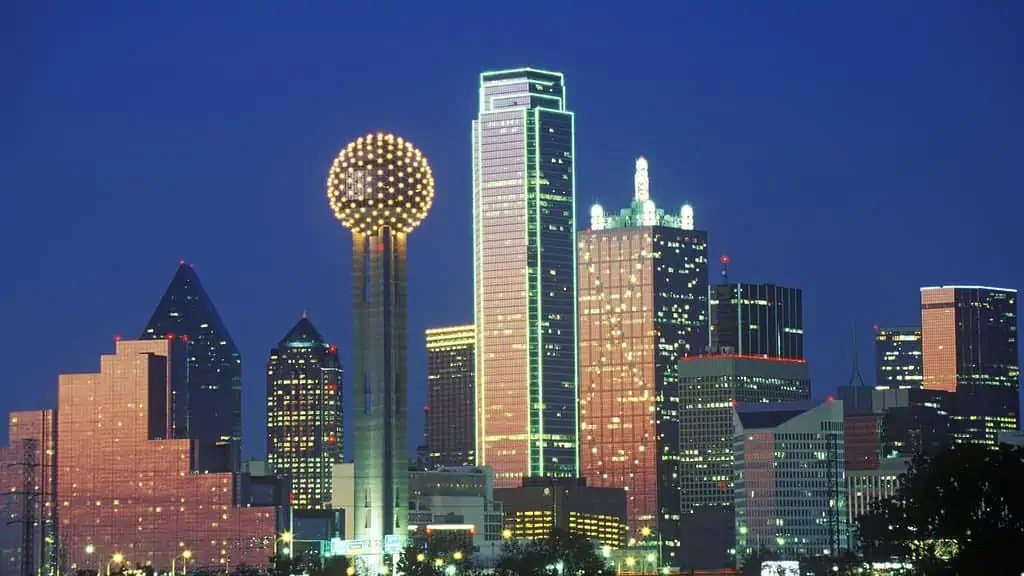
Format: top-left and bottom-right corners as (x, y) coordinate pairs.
(327, 132), (435, 561)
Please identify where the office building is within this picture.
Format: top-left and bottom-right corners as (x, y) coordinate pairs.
(577, 156), (707, 566)
(408, 466), (504, 554)
(0, 410), (56, 576)
(874, 326), (923, 389)
(847, 457), (910, 523)
(331, 463), (356, 540)
(141, 261), (241, 473)
(843, 412), (882, 471)
(837, 385), (953, 459)
(327, 132), (435, 563)
(733, 401), (847, 563)
(266, 314), (343, 511)
(709, 284), (803, 360)
(920, 286), (1019, 446)
(425, 325), (476, 468)
(57, 340), (276, 571)
(495, 478), (626, 549)
(473, 68), (579, 487)
(677, 356), (810, 570)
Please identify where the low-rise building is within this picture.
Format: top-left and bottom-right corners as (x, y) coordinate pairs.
(495, 478), (627, 549)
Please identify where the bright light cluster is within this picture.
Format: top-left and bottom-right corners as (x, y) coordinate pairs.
(327, 132), (435, 235)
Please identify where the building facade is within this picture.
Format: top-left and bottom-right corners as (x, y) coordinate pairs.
(837, 385), (953, 459)
(495, 478), (626, 550)
(677, 356), (810, 570)
(733, 401), (848, 563)
(57, 340), (276, 571)
(425, 325), (476, 468)
(473, 68), (579, 487)
(266, 315), (343, 511)
(142, 261), (242, 473)
(874, 326), (923, 389)
(709, 284), (804, 360)
(407, 466), (504, 553)
(0, 410), (56, 576)
(920, 286), (1019, 447)
(577, 157), (708, 566)
(847, 457), (910, 523)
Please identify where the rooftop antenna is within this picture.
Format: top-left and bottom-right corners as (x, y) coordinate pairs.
(720, 254), (730, 283)
(847, 324), (866, 388)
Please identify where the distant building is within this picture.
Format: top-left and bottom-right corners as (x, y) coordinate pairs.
(408, 466), (503, 554)
(921, 286), (1019, 447)
(495, 478), (627, 550)
(578, 156), (708, 568)
(844, 413), (882, 471)
(266, 315), (343, 511)
(141, 261), (242, 473)
(998, 431), (1024, 447)
(0, 410), (56, 576)
(677, 356), (810, 571)
(57, 340), (276, 571)
(709, 284), (804, 360)
(874, 326), (923, 389)
(331, 463), (356, 540)
(733, 401), (847, 563)
(847, 457), (910, 523)
(425, 325), (475, 468)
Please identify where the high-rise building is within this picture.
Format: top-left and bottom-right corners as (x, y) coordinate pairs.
(733, 400), (847, 563)
(709, 284), (803, 360)
(874, 326), (923, 389)
(677, 356), (810, 570)
(837, 385), (953, 459)
(473, 68), (578, 487)
(266, 314), (343, 511)
(495, 478), (627, 550)
(920, 286), (1019, 447)
(327, 132), (435, 563)
(0, 410), (56, 576)
(57, 340), (276, 570)
(577, 157), (707, 566)
(141, 261), (241, 473)
(425, 325), (476, 468)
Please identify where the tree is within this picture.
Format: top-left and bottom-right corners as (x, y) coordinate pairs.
(493, 529), (612, 576)
(856, 444), (1024, 575)
(739, 547), (777, 576)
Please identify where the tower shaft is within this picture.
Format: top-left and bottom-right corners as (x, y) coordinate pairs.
(352, 227), (409, 556)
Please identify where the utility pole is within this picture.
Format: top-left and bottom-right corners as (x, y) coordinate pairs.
(6, 438), (39, 576)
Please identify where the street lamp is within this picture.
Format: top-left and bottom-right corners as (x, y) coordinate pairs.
(85, 545), (100, 575)
(106, 553), (124, 576)
(416, 553), (426, 563)
(453, 551), (463, 561)
(279, 531), (294, 559)
(172, 550), (192, 575)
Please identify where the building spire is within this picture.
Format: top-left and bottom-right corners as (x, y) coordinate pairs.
(848, 324), (866, 388)
(634, 156), (650, 202)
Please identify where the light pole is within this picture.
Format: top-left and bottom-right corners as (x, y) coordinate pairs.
(106, 553), (124, 576)
(172, 550), (192, 575)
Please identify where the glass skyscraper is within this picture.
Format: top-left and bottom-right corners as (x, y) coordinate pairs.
(577, 157), (707, 567)
(874, 325), (923, 389)
(142, 261), (241, 473)
(709, 283), (804, 360)
(425, 325), (476, 468)
(266, 314), (343, 511)
(472, 68), (578, 488)
(921, 286), (1019, 447)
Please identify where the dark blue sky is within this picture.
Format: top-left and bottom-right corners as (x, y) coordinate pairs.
(3, 2), (1022, 458)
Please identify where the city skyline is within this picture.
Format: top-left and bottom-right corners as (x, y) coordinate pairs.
(4, 3), (1024, 462)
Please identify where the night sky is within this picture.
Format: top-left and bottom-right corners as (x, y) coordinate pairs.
(3, 2), (1022, 459)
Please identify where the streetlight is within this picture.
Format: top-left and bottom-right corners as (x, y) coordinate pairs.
(452, 551), (463, 561)
(434, 558), (444, 568)
(416, 553), (426, 563)
(85, 545), (100, 575)
(501, 529), (512, 540)
(172, 550), (192, 576)
(106, 553), (124, 576)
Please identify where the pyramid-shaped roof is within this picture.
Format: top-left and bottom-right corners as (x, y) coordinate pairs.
(278, 314), (327, 348)
(140, 261), (239, 355)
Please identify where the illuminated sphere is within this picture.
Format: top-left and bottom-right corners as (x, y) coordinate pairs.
(327, 132), (435, 235)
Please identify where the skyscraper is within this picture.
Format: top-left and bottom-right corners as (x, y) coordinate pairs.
(472, 68), (578, 487)
(577, 157), (707, 566)
(709, 284), (804, 360)
(874, 326), (923, 389)
(677, 356), (810, 570)
(921, 286), (1019, 447)
(266, 314), (343, 511)
(327, 132), (435, 562)
(425, 325), (476, 468)
(57, 340), (276, 570)
(142, 261), (241, 473)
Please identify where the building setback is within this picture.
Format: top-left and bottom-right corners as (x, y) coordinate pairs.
(266, 315), (343, 511)
(874, 326), (923, 389)
(56, 340), (276, 571)
(920, 286), (1019, 447)
(709, 284), (804, 360)
(473, 68), (579, 487)
(677, 356), (810, 570)
(425, 325), (476, 468)
(141, 261), (242, 473)
(577, 156), (707, 568)
(733, 400), (848, 563)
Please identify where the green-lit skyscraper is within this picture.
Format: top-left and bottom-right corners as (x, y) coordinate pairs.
(473, 68), (578, 488)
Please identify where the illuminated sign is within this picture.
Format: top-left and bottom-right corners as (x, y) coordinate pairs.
(761, 561), (799, 576)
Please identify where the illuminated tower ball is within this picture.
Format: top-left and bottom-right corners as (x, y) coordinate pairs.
(326, 132), (434, 565)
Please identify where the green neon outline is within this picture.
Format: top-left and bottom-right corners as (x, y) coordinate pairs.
(471, 112), (484, 466)
(524, 106), (533, 477)
(568, 107), (579, 476)
(533, 105), (544, 478)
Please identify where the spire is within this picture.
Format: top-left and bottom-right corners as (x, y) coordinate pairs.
(634, 156), (650, 202)
(141, 262), (239, 355)
(848, 324), (866, 388)
(278, 315), (327, 347)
